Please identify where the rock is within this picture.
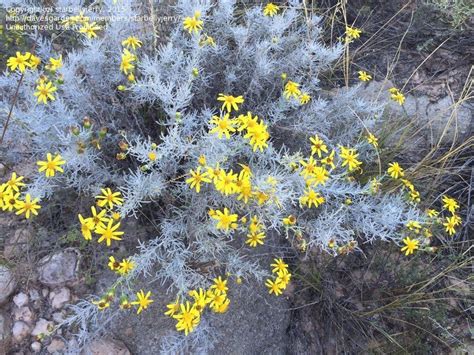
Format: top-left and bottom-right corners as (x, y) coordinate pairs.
(13, 307), (35, 325)
(31, 341), (41, 352)
(13, 292), (29, 308)
(41, 288), (49, 298)
(0, 162), (6, 176)
(29, 289), (41, 301)
(0, 265), (17, 304)
(0, 311), (12, 354)
(49, 287), (71, 309)
(4, 228), (33, 260)
(47, 338), (66, 353)
(12, 321), (31, 343)
(31, 318), (53, 338)
(37, 249), (80, 287)
(82, 338), (131, 355)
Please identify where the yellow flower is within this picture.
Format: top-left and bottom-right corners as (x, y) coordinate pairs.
(244, 121), (270, 152)
(246, 232), (266, 247)
(389, 88), (405, 105)
(5, 172), (25, 193)
(263, 3), (280, 17)
(339, 146), (362, 172)
(309, 135), (328, 158)
(174, 301), (200, 335)
(443, 216), (457, 236)
(95, 219), (124, 246)
(206, 164), (224, 183)
(78, 214), (94, 240)
(306, 166), (329, 187)
(7, 52), (31, 72)
(366, 132), (378, 147)
(210, 113), (236, 139)
(0, 184), (8, 210)
(299, 156), (318, 178)
(3, 192), (20, 212)
(406, 220), (421, 231)
(283, 81), (301, 99)
(47, 55), (63, 71)
(183, 15), (203, 34)
(34, 81), (57, 104)
(122, 36), (142, 50)
(345, 26), (362, 40)
(217, 94), (244, 112)
(276, 270), (291, 288)
(299, 93), (311, 104)
(189, 288), (208, 312)
(95, 188), (124, 209)
(358, 71), (372, 82)
(14, 194), (41, 219)
(79, 21), (101, 38)
(28, 54), (41, 69)
(108, 256), (120, 271)
(198, 155), (207, 166)
(211, 276), (228, 294)
(118, 258), (135, 275)
(442, 196), (459, 214)
(88, 206), (108, 229)
(131, 290), (154, 314)
(300, 188), (325, 208)
(37, 153), (65, 177)
(321, 150), (336, 170)
(120, 49), (136, 74)
(214, 170), (238, 195)
(148, 151), (157, 161)
(248, 216), (263, 234)
(426, 209), (439, 218)
(271, 258), (288, 274)
(387, 162), (404, 179)
(236, 176), (252, 204)
(164, 297), (181, 317)
(199, 34), (216, 47)
(185, 167), (211, 193)
(211, 208), (238, 231)
(400, 237), (419, 256)
(92, 298), (110, 311)
(265, 278), (283, 296)
(282, 215), (296, 226)
(120, 298), (133, 310)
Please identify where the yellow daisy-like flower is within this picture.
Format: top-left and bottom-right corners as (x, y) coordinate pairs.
(211, 208), (238, 231)
(37, 153), (65, 177)
(108, 256), (120, 271)
(282, 215), (296, 226)
(3, 192), (20, 212)
(78, 214), (94, 240)
(366, 132), (378, 147)
(442, 196), (459, 214)
(120, 49), (136, 74)
(300, 188), (325, 208)
(283, 81), (301, 99)
(183, 15), (203, 34)
(265, 278), (284, 296)
(210, 113), (236, 139)
(185, 167), (211, 193)
(89, 206), (108, 229)
(211, 276), (229, 294)
(358, 71), (372, 82)
(263, 3), (280, 17)
(7, 52), (31, 72)
(389, 88), (405, 105)
(339, 146), (362, 172)
(309, 135), (328, 158)
(214, 170), (238, 195)
(387, 162), (404, 179)
(47, 55), (63, 71)
(131, 290), (154, 314)
(118, 258), (135, 275)
(92, 298), (110, 311)
(28, 54), (41, 69)
(95, 219), (124, 246)
(271, 258), (288, 274)
(217, 94), (244, 112)
(400, 237), (419, 256)
(5, 172), (25, 193)
(34, 81), (57, 104)
(443, 216), (457, 236)
(345, 26), (362, 40)
(173, 301), (200, 335)
(246, 232), (266, 247)
(78, 21), (101, 38)
(122, 36), (142, 50)
(321, 150), (336, 170)
(299, 93), (311, 104)
(164, 297), (181, 317)
(95, 188), (124, 209)
(14, 194), (41, 219)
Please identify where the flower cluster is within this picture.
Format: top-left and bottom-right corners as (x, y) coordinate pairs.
(108, 256), (135, 275)
(78, 188), (124, 246)
(165, 276), (231, 336)
(389, 87), (406, 105)
(283, 79), (311, 105)
(0, 172), (40, 219)
(93, 289), (153, 314)
(265, 258), (291, 296)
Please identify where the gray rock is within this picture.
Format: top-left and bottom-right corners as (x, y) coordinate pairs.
(13, 306), (35, 325)
(0, 311), (12, 354)
(37, 249), (80, 287)
(12, 321), (31, 343)
(4, 228), (32, 260)
(0, 265), (17, 304)
(29, 289), (41, 301)
(31, 318), (53, 338)
(52, 312), (65, 324)
(13, 292), (29, 308)
(31, 341), (41, 352)
(82, 338), (131, 355)
(49, 287), (71, 310)
(47, 338), (66, 353)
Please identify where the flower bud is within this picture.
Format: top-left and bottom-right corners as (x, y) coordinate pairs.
(83, 117), (91, 129)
